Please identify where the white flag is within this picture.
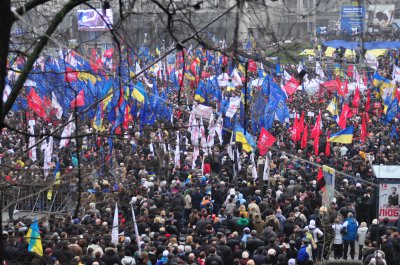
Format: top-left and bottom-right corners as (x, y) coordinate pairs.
(250, 153), (258, 180)
(149, 143), (154, 156)
(3, 84), (11, 102)
(135, 62), (142, 75)
(174, 132), (180, 167)
(207, 113), (215, 148)
(225, 97), (240, 118)
(192, 146), (199, 169)
(315, 62), (325, 79)
(283, 70), (291, 81)
(199, 118), (207, 153)
(227, 133), (234, 161)
(59, 114), (75, 149)
(28, 124), (37, 162)
(43, 136), (53, 177)
(231, 68), (243, 86)
(297, 62), (304, 74)
(215, 114), (223, 144)
(236, 148), (241, 172)
(263, 154), (270, 181)
(111, 202), (119, 245)
(393, 65), (400, 82)
(51, 92), (63, 119)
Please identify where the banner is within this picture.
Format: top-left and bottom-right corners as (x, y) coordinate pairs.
(225, 97), (241, 118)
(378, 183), (400, 221)
(369, 5), (395, 28)
(193, 104), (213, 119)
(77, 9), (113, 31)
(322, 165), (335, 208)
(341, 6), (365, 34)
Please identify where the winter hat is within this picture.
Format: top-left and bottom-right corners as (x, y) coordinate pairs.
(267, 248), (276, 256)
(308, 220), (316, 229)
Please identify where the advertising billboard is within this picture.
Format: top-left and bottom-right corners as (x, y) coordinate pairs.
(369, 5), (395, 27)
(341, 6), (365, 34)
(77, 9), (113, 31)
(378, 183), (400, 221)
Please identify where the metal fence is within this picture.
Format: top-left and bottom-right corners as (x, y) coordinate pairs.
(1, 186), (76, 214)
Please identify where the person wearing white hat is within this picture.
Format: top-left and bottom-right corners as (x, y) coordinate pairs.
(357, 222), (368, 260)
(304, 219), (323, 261)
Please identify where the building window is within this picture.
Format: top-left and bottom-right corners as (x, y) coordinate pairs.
(284, 0), (297, 9)
(303, 0), (313, 9)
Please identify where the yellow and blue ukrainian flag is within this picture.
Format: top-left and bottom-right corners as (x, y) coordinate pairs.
(328, 126), (354, 144)
(234, 124), (256, 152)
(26, 218), (43, 256)
(131, 81), (148, 103)
(47, 162), (61, 200)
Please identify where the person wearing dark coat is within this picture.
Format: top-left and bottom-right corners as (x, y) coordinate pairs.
(205, 247), (223, 265)
(216, 238), (233, 265)
(380, 235), (394, 265)
(283, 217), (296, 236)
(53, 241), (74, 264)
(246, 231), (264, 254)
(101, 245), (122, 265)
(191, 187), (204, 210)
(368, 219), (380, 244)
(252, 247), (266, 265)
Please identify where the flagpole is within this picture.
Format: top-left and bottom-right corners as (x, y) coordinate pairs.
(130, 198), (140, 245)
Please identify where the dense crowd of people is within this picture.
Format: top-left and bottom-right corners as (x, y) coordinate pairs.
(1, 44), (400, 265)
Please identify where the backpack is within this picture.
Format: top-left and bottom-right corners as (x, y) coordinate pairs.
(294, 214), (305, 228)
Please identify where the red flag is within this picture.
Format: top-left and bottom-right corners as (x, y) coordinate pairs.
(325, 131), (331, 156)
(201, 71), (211, 79)
(189, 60), (198, 75)
(123, 105), (130, 130)
(283, 77), (300, 96)
(338, 103), (350, 129)
(70, 90), (85, 108)
(363, 71), (367, 86)
(335, 76), (344, 96)
(291, 113), (299, 143)
(65, 67), (78, 82)
(103, 48), (114, 58)
(258, 127), (276, 156)
(314, 133), (320, 156)
(27, 88), (46, 117)
(361, 113), (367, 143)
(396, 89), (400, 102)
(352, 85), (360, 108)
(316, 167), (326, 191)
(301, 124), (308, 149)
(365, 90), (371, 112)
(311, 111), (322, 139)
(91, 48), (97, 58)
(248, 60), (257, 73)
(297, 111), (305, 141)
(343, 80), (349, 96)
(347, 65), (354, 78)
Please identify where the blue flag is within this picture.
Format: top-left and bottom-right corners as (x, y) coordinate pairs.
(383, 98), (399, 124)
(390, 123), (399, 140)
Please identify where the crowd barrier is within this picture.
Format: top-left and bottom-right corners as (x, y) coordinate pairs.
(1, 185), (76, 215)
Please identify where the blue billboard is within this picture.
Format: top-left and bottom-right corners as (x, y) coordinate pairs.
(341, 6), (365, 34)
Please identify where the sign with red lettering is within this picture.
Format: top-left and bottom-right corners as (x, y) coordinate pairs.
(379, 183), (400, 221)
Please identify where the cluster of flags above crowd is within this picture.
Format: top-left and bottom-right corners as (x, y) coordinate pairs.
(5, 43), (400, 158)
